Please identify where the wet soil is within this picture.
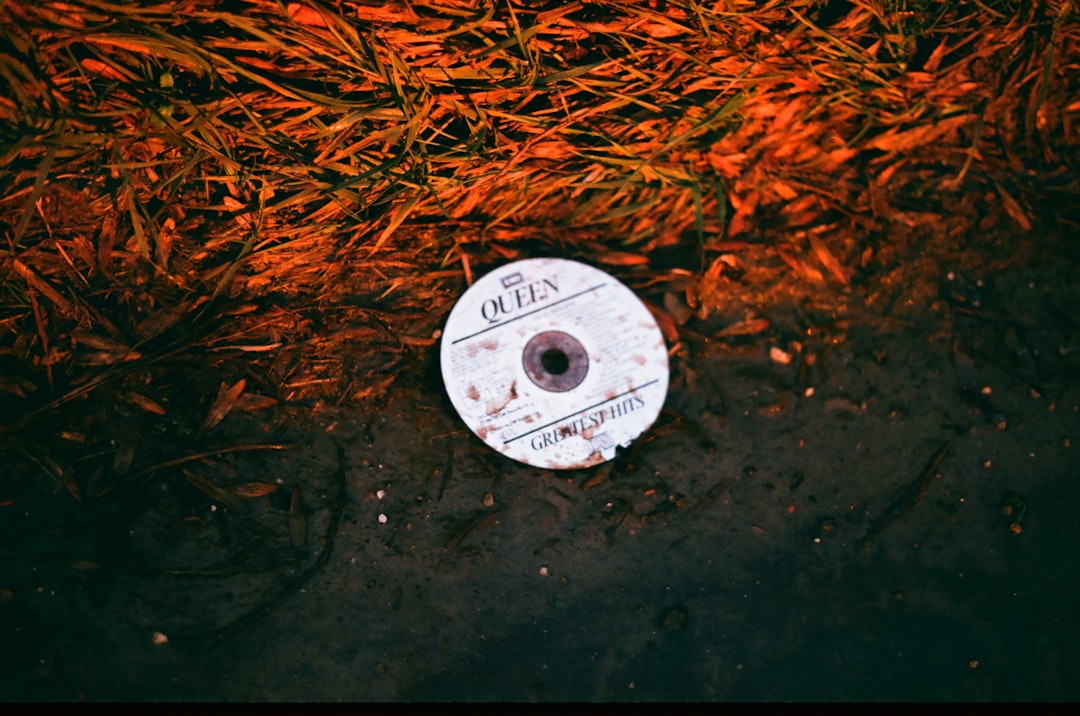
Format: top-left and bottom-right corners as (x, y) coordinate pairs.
(2, 225), (1079, 703)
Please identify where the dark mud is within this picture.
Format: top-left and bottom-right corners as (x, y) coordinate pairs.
(2, 229), (1079, 703)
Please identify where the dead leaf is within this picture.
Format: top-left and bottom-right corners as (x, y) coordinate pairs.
(233, 482), (279, 498)
(581, 464), (612, 490)
(201, 379), (247, 432)
(112, 441), (136, 476)
(645, 301), (680, 343)
(155, 216), (176, 272)
(79, 57), (128, 81)
(63, 477), (82, 503)
(771, 180), (799, 201)
(69, 331), (132, 353)
(993, 181), (1032, 232)
(776, 247), (825, 284)
(221, 195), (250, 225)
(397, 334), (438, 347)
(12, 259), (75, 317)
(116, 390), (167, 416)
(134, 300), (203, 339)
(866, 114), (972, 153)
(236, 393), (279, 411)
(79, 350), (142, 366)
(726, 192), (759, 238)
(287, 2), (328, 27)
(596, 251), (649, 266)
(702, 241), (754, 252)
(183, 468), (245, 511)
(718, 317), (770, 337)
(807, 234), (849, 286)
(662, 291), (694, 326)
(352, 1), (419, 22)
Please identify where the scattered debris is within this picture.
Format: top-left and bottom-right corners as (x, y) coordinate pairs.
(1001, 492), (1027, 535)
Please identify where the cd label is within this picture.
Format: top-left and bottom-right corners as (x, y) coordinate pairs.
(440, 258), (669, 470)
(479, 277), (558, 323)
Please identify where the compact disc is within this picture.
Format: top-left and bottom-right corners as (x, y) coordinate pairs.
(439, 257), (669, 470)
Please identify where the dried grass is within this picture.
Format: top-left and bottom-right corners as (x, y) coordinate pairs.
(0, 0), (1076, 496)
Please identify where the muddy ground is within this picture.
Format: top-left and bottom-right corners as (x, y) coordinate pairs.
(2, 218), (1079, 703)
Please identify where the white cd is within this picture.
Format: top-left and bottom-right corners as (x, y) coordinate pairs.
(439, 257), (670, 470)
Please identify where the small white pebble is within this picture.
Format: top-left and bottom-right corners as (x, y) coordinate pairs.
(538, 566), (549, 577)
(376, 489), (386, 500)
(151, 631), (169, 645)
(378, 513), (388, 524)
(210, 505), (217, 512)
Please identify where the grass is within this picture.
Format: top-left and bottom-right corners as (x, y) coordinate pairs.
(0, 0), (1077, 501)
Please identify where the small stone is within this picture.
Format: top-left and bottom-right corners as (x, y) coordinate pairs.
(378, 513), (388, 524)
(769, 346), (792, 364)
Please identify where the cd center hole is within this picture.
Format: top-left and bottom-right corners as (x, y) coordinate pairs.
(540, 348), (570, 375)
